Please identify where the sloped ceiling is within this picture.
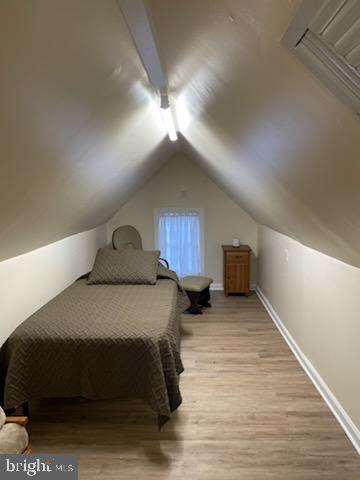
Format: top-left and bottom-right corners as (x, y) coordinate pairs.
(1, 0), (360, 267)
(0, 0), (173, 261)
(148, 0), (360, 267)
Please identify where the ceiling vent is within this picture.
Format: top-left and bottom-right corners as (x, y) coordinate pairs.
(283, 0), (360, 115)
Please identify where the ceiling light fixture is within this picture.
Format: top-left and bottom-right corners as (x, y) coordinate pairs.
(160, 94), (178, 142)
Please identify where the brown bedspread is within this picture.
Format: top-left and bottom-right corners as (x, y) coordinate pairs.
(1, 267), (189, 426)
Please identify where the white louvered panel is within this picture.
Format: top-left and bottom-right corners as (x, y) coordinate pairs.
(310, 0), (347, 34)
(334, 17), (360, 55)
(309, 0), (360, 70)
(283, 0), (360, 115)
(302, 30), (360, 96)
(296, 29), (360, 113)
(346, 44), (360, 69)
(320, 0), (360, 44)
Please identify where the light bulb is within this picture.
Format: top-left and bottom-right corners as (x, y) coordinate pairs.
(160, 107), (178, 142)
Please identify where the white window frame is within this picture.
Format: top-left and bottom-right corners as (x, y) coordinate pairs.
(154, 207), (205, 275)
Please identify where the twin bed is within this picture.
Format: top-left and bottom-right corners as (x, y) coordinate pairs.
(1, 227), (189, 426)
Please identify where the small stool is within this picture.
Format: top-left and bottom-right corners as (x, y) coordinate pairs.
(180, 276), (213, 314)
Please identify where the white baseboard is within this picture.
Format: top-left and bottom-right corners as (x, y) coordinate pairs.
(256, 286), (360, 455)
(210, 283), (257, 291)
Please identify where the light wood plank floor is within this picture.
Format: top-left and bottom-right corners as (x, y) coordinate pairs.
(28, 292), (360, 479)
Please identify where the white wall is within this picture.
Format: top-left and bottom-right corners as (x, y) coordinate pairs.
(0, 226), (106, 346)
(257, 225), (360, 448)
(150, 0), (360, 269)
(107, 154), (258, 286)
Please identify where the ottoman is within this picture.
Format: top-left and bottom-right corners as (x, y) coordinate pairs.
(180, 276), (213, 314)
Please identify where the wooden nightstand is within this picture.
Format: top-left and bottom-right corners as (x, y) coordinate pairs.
(222, 245), (251, 296)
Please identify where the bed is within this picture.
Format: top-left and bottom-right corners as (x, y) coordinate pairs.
(1, 241), (189, 427)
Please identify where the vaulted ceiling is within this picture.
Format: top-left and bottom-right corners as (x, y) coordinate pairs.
(0, 0), (173, 261)
(1, 0), (360, 266)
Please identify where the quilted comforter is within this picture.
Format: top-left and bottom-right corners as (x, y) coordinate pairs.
(1, 266), (189, 426)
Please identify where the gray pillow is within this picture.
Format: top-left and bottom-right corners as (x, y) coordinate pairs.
(87, 248), (160, 285)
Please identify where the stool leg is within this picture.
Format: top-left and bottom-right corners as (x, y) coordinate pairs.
(186, 291), (203, 315)
(200, 286), (212, 307)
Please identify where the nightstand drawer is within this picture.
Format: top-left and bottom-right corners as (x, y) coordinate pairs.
(226, 252), (248, 263)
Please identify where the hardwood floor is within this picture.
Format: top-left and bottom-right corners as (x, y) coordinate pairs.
(28, 292), (360, 479)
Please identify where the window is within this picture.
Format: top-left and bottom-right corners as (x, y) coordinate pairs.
(283, 0), (360, 115)
(154, 208), (204, 278)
